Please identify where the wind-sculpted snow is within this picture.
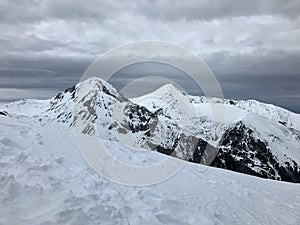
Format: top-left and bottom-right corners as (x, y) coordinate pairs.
(0, 112), (300, 224)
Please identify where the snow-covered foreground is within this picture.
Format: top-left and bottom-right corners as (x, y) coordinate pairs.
(1, 116), (300, 225)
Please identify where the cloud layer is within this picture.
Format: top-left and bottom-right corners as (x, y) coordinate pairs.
(0, 0), (300, 112)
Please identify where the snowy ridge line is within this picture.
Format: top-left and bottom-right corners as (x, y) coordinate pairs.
(0, 77), (300, 183)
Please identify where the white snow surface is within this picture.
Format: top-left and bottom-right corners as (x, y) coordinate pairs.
(1, 116), (300, 225)
(0, 77), (300, 224)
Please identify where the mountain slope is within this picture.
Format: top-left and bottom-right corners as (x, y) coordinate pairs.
(131, 83), (300, 183)
(0, 77), (300, 183)
(0, 111), (300, 225)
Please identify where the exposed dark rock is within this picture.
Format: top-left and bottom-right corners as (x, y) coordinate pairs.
(190, 139), (208, 163)
(279, 120), (287, 126)
(155, 145), (175, 155)
(54, 85), (76, 101)
(210, 122), (300, 183)
(229, 100), (236, 105)
(102, 85), (117, 98)
(0, 111), (8, 116)
(64, 85), (76, 99)
(54, 92), (64, 100)
(127, 104), (154, 133)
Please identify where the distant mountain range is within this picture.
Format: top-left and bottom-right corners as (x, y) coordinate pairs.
(1, 77), (300, 183)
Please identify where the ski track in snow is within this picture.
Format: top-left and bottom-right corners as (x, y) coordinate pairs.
(0, 116), (300, 225)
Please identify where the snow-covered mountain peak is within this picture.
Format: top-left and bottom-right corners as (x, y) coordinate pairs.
(58, 77), (123, 135)
(130, 82), (193, 124)
(154, 82), (187, 96)
(0, 78), (299, 183)
(75, 77), (119, 98)
(134, 82), (188, 103)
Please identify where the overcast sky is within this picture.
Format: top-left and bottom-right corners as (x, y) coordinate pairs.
(0, 0), (300, 112)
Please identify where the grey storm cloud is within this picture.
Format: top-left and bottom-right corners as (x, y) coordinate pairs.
(0, 0), (299, 112)
(138, 0), (300, 21)
(1, 0), (300, 23)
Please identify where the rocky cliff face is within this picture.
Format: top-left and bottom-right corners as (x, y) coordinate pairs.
(211, 122), (300, 183)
